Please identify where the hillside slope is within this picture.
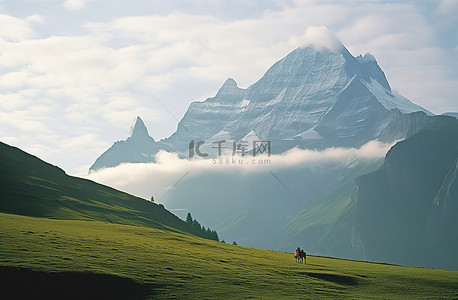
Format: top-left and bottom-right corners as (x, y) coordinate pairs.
(1, 213), (458, 299)
(304, 116), (458, 269)
(0, 141), (214, 240)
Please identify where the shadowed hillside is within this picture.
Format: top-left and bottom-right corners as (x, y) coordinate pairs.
(0, 141), (216, 240)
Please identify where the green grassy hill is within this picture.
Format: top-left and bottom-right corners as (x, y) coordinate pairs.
(1, 212), (458, 299)
(0, 141), (214, 240)
(2, 141), (458, 298)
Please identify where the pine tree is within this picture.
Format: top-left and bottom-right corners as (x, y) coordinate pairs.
(192, 219), (201, 231)
(185, 212), (219, 241)
(186, 212), (193, 224)
(212, 230), (219, 241)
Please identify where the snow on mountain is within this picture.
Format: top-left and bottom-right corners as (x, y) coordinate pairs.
(295, 126), (323, 140)
(362, 78), (433, 115)
(90, 35), (433, 171)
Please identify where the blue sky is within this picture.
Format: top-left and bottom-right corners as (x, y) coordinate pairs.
(1, 0), (457, 175)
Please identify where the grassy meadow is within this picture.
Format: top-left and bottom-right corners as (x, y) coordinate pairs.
(1, 212), (458, 299)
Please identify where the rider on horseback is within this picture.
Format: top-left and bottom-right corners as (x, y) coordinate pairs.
(294, 247), (306, 264)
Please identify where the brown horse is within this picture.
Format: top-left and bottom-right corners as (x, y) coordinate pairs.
(294, 248), (306, 263)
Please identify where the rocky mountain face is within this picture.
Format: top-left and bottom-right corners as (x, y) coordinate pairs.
(90, 41), (431, 171)
(423, 156), (458, 268)
(308, 116), (458, 269)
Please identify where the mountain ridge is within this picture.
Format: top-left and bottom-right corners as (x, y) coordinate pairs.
(90, 42), (432, 171)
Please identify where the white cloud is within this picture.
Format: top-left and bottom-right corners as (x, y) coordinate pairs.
(26, 14), (45, 24)
(0, 136), (19, 145)
(0, 103), (55, 133)
(294, 26), (342, 52)
(436, 0), (458, 19)
(63, 0), (90, 11)
(0, 14), (36, 41)
(0, 92), (33, 111)
(10, 119), (49, 133)
(61, 133), (103, 150)
(86, 140), (393, 199)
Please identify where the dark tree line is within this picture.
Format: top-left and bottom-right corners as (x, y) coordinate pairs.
(186, 212), (219, 241)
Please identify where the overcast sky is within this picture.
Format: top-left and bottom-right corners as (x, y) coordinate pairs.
(1, 0), (457, 175)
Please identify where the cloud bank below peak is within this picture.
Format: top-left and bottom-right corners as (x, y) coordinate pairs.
(86, 140), (394, 200)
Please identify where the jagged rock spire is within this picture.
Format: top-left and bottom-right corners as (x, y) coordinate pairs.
(130, 116), (153, 140)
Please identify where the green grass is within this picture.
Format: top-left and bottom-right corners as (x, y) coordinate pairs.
(1, 213), (457, 299)
(0, 141), (216, 240)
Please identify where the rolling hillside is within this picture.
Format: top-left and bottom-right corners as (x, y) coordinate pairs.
(0, 141), (214, 240)
(2, 213), (458, 299)
(1, 141), (458, 298)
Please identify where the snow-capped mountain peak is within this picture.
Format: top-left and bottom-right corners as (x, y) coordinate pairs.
(362, 79), (433, 115)
(297, 26), (344, 53)
(91, 32), (433, 171)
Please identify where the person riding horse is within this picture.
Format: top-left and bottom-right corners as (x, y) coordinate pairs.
(294, 247), (306, 263)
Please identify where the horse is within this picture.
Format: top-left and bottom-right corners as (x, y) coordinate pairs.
(294, 248), (307, 263)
